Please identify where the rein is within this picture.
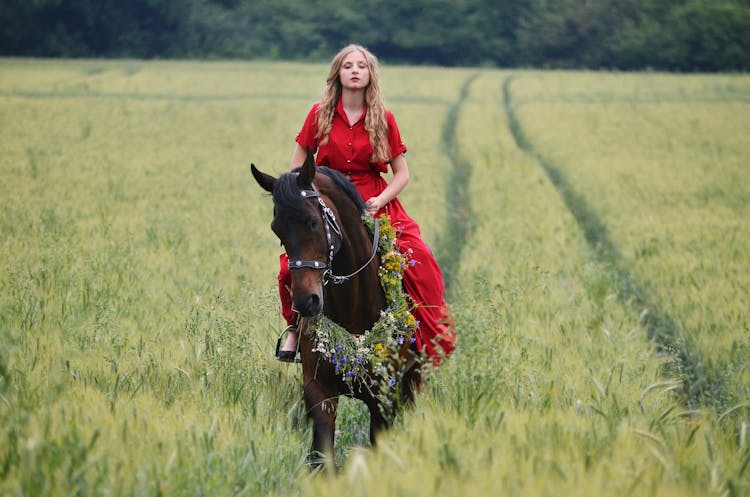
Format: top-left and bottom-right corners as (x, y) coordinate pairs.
(287, 186), (380, 285)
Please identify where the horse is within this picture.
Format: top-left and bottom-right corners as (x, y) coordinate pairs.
(250, 150), (422, 469)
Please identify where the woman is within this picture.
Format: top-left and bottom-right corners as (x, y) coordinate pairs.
(276, 44), (456, 365)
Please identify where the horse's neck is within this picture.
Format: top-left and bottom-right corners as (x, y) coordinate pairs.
(324, 202), (386, 333)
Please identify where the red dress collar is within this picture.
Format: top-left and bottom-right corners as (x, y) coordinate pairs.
(336, 97), (367, 126)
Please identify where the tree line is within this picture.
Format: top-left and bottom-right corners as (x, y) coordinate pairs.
(1, 0), (749, 71)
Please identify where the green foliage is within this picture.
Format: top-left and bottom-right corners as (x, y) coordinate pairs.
(2, 0), (749, 70)
(609, 0), (750, 70)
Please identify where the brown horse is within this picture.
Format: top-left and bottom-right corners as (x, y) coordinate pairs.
(251, 151), (421, 469)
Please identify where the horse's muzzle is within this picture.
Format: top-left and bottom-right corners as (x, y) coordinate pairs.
(294, 292), (323, 317)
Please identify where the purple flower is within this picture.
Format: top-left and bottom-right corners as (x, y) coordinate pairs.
(389, 377), (397, 387)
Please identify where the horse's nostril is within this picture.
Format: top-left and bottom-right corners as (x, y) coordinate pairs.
(296, 293), (323, 316)
(306, 294), (321, 313)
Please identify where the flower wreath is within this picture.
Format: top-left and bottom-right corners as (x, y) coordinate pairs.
(308, 213), (418, 384)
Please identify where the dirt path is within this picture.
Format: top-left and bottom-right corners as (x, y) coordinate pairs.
(436, 73), (478, 298)
(501, 75), (729, 410)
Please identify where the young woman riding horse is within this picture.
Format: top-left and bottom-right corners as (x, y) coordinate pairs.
(277, 44), (456, 365)
(252, 44), (456, 467)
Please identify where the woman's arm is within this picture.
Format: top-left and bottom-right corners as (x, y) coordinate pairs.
(290, 143), (307, 170)
(365, 153), (409, 215)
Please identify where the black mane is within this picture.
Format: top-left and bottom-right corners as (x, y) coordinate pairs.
(317, 166), (366, 213)
(272, 166), (366, 216)
(271, 172), (307, 217)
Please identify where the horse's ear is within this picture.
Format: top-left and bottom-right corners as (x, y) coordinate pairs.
(250, 164), (276, 193)
(297, 148), (316, 188)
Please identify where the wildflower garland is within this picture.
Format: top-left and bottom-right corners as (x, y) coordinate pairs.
(309, 213), (418, 384)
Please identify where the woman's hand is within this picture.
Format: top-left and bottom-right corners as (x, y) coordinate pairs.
(365, 196), (385, 215)
(365, 153), (410, 215)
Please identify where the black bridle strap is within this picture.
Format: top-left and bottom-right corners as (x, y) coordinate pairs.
(326, 218), (379, 285)
(289, 259), (328, 270)
(287, 186), (380, 285)
(288, 188), (337, 272)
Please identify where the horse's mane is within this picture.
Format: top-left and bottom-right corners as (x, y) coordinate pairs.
(273, 166), (366, 217)
(317, 167), (366, 213)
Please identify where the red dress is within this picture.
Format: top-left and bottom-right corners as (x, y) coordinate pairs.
(278, 99), (456, 363)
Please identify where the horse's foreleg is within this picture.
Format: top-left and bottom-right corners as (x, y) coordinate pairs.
(363, 394), (393, 446)
(400, 361), (423, 407)
(369, 409), (389, 446)
(304, 382), (338, 469)
(366, 359), (422, 446)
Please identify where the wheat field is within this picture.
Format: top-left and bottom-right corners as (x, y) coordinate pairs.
(1, 59), (748, 496)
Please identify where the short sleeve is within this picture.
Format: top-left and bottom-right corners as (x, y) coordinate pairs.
(295, 104), (320, 153)
(385, 110), (407, 161)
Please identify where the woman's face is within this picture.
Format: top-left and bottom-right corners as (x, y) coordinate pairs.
(339, 50), (370, 91)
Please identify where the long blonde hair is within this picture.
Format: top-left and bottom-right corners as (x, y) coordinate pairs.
(316, 44), (390, 163)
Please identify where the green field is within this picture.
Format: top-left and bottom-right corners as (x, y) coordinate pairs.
(1, 59), (748, 496)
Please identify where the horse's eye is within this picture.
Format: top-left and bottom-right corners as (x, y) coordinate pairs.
(308, 218), (319, 231)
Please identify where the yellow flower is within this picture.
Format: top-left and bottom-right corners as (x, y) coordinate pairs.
(383, 253), (402, 272)
(373, 342), (388, 359)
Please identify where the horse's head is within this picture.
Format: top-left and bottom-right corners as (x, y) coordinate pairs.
(251, 150), (342, 317)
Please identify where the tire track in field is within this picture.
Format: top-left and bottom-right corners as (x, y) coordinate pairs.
(502, 75), (729, 410)
(436, 73), (479, 298)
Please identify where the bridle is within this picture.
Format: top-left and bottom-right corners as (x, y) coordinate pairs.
(287, 185), (380, 285)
